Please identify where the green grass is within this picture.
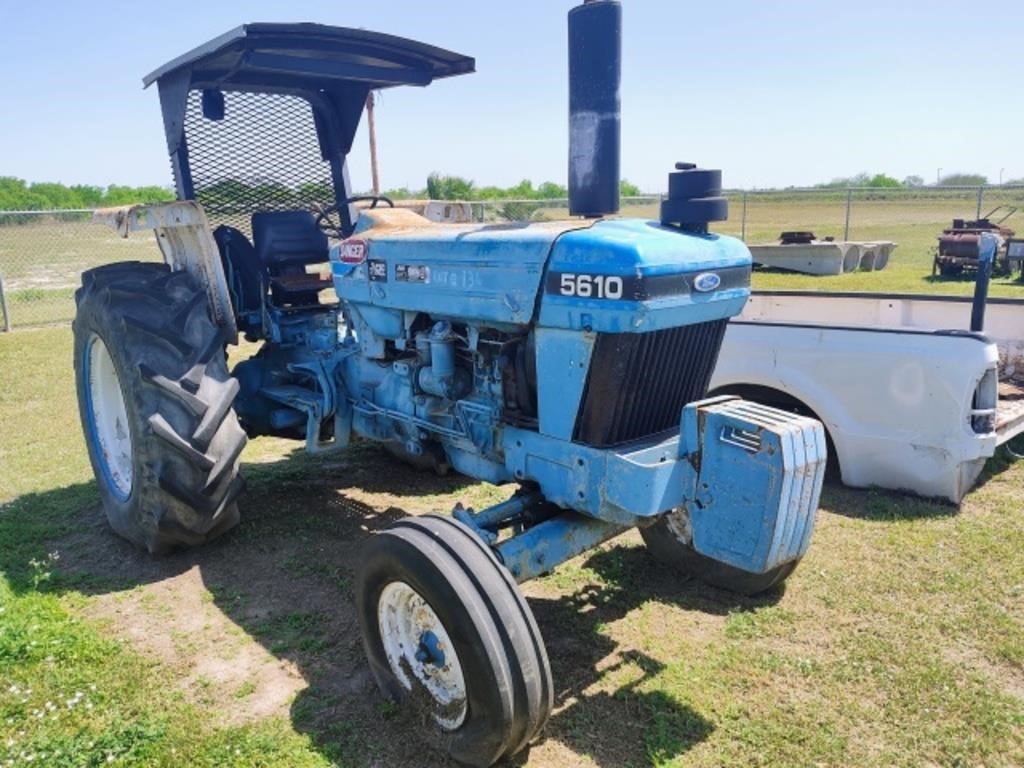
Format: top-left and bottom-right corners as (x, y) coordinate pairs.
(2, 325), (1023, 767)
(0, 581), (332, 768)
(742, 197), (1024, 297)
(620, 194), (1024, 298)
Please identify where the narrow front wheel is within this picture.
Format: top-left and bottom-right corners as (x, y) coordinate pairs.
(356, 515), (552, 767)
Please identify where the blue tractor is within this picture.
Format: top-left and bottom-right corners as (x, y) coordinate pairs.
(73, 3), (825, 764)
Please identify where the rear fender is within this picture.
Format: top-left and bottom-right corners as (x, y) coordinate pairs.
(94, 201), (238, 343)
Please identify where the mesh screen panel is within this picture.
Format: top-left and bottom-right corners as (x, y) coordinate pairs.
(181, 91), (336, 234)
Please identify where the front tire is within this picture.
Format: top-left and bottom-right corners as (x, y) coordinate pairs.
(73, 262), (247, 554)
(641, 507), (798, 596)
(356, 515), (552, 767)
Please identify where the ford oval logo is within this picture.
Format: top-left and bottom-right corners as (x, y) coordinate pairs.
(693, 272), (721, 293)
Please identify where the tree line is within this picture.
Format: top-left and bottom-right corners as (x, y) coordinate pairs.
(0, 177), (174, 211)
(0, 175), (645, 211)
(385, 175), (644, 201)
(814, 171), (1022, 189)
(411, 171), (1021, 198)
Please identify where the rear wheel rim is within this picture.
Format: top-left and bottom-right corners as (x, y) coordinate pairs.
(377, 580), (468, 730)
(84, 334), (133, 501)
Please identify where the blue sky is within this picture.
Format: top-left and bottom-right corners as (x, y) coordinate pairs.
(0, 0), (1020, 192)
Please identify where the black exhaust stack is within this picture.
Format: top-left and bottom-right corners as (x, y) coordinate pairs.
(568, 0), (622, 218)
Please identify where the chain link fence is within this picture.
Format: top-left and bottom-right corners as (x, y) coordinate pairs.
(0, 211), (162, 329)
(471, 187), (1024, 238)
(2, 187), (1022, 329)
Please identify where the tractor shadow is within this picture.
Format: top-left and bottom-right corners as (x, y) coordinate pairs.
(9, 442), (783, 766)
(512, 543), (789, 766)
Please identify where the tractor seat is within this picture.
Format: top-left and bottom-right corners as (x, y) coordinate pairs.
(213, 225), (266, 315)
(251, 211), (333, 306)
(270, 272), (334, 294)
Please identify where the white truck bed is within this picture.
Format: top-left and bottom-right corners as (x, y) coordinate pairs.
(712, 291), (1024, 503)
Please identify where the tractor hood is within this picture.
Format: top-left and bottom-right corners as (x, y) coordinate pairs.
(332, 208), (751, 331)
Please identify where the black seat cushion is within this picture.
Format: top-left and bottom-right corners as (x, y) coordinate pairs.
(251, 211), (329, 270)
(213, 225), (266, 316)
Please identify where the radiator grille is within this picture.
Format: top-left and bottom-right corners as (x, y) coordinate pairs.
(573, 319), (729, 447)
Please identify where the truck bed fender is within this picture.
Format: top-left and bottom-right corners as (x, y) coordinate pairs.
(708, 373), (847, 477)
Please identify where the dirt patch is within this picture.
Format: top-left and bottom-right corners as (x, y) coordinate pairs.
(54, 474), (385, 731)
(87, 564), (310, 726)
(942, 643), (1024, 702)
(48, 450), (540, 762)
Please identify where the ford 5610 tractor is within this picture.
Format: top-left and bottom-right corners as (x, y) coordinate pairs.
(73, 3), (826, 764)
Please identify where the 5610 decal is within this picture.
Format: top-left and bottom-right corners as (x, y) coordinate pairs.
(545, 266), (749, 302)
(556, 273), (624, 299)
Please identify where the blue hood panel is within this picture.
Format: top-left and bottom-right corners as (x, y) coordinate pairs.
(333, 210), (751, 331)
(333, 210), (586, 326)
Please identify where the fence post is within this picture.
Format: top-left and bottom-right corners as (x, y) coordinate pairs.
(976, 186), (984, 219)
(0, 272), (10, 332)
(741, 191), (748, 242)
(843, 188), (852, 241)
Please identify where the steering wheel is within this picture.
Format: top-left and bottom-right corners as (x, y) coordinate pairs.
(348, 194), (395, 209)
(314, 196), (395, 239)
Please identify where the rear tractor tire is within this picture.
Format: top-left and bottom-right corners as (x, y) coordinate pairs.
(356, 515), (552, 767)
(641, 507), (798, 596)
(73, 262), (247, 554)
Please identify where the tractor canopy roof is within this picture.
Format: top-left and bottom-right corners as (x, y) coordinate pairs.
(144, 23), (475, 228)
(143, 23), (475, 91)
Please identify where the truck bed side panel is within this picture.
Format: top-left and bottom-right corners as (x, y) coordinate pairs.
(712, 322), (998, 503)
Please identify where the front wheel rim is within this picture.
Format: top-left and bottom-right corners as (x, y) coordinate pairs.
(377, 581), (468, 730)
(84, 334), (133, 501)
